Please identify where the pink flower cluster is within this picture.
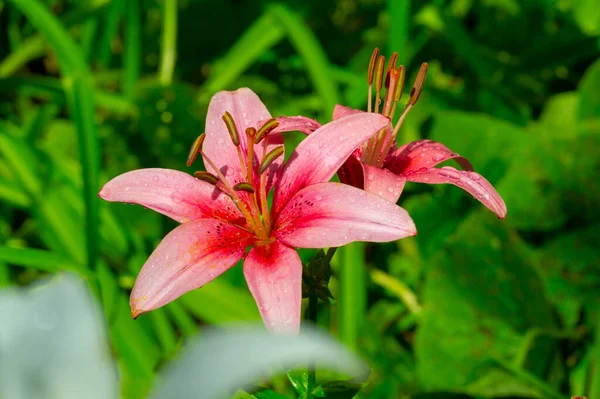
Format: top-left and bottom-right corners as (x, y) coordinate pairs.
(100, 53), (505, 333)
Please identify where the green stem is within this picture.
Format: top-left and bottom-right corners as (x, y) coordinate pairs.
(159, 0), (177, 86)
(304, 292), (318, 399)
(339, 242), (366, 351)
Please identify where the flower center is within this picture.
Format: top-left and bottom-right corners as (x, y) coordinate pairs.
(186, 115), (283, 242)
(361, 48), (428, 168)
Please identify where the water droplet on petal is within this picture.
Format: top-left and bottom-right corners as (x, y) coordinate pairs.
(366, 174), (374, 181)
(387, 187), (394, 193)
(432, 153), (446, 162)
(152, 175), (159, 182)
(124, 187), (130, 192)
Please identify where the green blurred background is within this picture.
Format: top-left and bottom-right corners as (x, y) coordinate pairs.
(0, 0), (599, 398)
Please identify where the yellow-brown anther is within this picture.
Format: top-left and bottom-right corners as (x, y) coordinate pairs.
(385, 52), (399, 88)
(383, 68), (399, 116)
(394, 65), (406, 102)
(233, 182), (255, 194)
(408, 62), (428, 106)
(374, 55), (386, 93)
(186, 133), (206, 167)
(222, 112), (240, 146)
(255, 118), (280, 144)
(193, 171), (219, 184)
(367, 47), (380, 85)
(259, 146), (284, 174)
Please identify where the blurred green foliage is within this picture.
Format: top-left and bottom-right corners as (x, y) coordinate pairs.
(0, 0), (599, 398)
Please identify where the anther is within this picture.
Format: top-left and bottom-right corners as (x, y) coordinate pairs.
(186, 133), (206, 167)
(194, 171), (219, 184)
(394, 65), (406, 102)
(385, 52), (398, 88)
(408, 63), (428, 106)
(383, 68), (399, 117)
(222, 112), (240, 146)
(233, 182), (255, 194)
(255, 119), (279, 144)
(374, 55), (385, 93)
(259, 146), (284, 174)
(367, 47), (380, 85)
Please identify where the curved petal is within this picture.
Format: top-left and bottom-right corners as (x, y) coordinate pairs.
(405, 166), (507, 218)
(363, 164), (406, 203)
(130, 219), (252, 317)
(203, 88), (278, 186)
(271, 116), (322, 135)
(243, 241), (302, 334)
(273, 113), (390, 216)
(258, 116), (322, 194)
(275, 182), (416, 248)
(99, 168), (243, 223)
(332, 104), (362, 120)
(385, 139), (473, 175)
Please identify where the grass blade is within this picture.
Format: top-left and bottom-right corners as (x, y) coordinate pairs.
(158, 0), (177, 86)
(9, 0), (101, 272)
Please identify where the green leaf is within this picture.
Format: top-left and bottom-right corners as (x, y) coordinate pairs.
(337, 242), (366, 351)
(0, 246), (86, 275)
(287, 369), (308, 396)
(253, 389), (289, 399)
(578, 57), (600, 122)
(124, 0), (141, 98)
(9, 0), (101, 271)
(180, 277), (260, 324)
(414, 214), (560, 397)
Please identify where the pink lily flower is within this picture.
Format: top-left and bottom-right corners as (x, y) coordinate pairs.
(334, 49), (506, 218)
(99, 88), (416, 333)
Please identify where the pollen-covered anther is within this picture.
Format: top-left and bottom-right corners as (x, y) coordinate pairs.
(186, 133), (206, 167)
(194, 171), (219, 184)
(259, 146), (284, 174)
(374, 55), (385, 93)
(367, 47), (380, 86)
(255, 118), (280, 144)
(222, 111), (240, 146)
(394, 66), (406, 102)
(408, 62), (428, 106)
(233, 182), (255, 194)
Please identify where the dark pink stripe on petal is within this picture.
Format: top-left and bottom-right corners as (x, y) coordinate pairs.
(275, 182), (416, 248)
(244, 241), (302, 334)
(130, 219), (251, 318)
(99, 168), (243, 224)
(385, 139), (473, 175)
(405, 166), (507, 218)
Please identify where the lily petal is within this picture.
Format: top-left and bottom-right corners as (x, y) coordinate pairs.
(275, 182), (416, 248)
(271, 116), (322, 135)
(338, 156), (365, 189)
(332, 104), (362, 120)
(385, 139), (473, 174)
(259, 116), (322, 193)
(273, 113), (390, 216)
(405, 166), (507, 218)
(130, 219), (252, 317)
(363, 164), (407, 203)
(99, 168), (243, 223)
(243, 241), (302, 334)
(203, 88), (278, 186)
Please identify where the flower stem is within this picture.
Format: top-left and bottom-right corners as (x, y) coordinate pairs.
(304, 291), (318, 399)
